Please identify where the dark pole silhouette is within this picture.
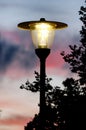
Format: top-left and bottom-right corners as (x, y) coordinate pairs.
(35, 48), (50, 130)
(18, 18), (68, 130)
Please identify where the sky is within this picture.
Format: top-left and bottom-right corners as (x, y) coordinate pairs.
(0, 0), (85, 130)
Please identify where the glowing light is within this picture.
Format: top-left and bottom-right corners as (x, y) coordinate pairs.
(34, 23), (53, 48)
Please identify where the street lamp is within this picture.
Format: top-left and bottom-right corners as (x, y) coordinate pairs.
(17, 18), (68, 130)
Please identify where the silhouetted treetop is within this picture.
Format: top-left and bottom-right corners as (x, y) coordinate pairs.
(61, 0), (86, 86)
(20, 71), (53, 93)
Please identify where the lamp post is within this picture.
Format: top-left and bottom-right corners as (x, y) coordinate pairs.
(17, 18), (68, 130)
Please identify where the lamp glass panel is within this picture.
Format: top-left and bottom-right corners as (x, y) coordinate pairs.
(30, 23), (55, 48)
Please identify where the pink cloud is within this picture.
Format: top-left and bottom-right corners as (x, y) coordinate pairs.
(1, 30), (20, 45)
(5, 63), (30, 79)
(0, 115), (32, 126)
(47, 50), (64, 68)
(0, 30), (32, 47)
(0, 115), (32, 130)
(3, 48), (68, 80)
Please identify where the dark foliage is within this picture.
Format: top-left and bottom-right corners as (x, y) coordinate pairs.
(61, 0), (86, 86)
(21, 71), (60, 129)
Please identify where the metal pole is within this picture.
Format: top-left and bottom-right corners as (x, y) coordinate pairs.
(35, 48), (50, 130)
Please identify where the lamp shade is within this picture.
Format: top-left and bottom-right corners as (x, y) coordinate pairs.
(18, 18), (68, 49)
(30, 22), (55, 48)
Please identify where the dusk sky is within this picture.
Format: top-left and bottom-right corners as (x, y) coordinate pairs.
(0, 0), (84, 130)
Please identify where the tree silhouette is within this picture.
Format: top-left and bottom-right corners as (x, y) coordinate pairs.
(61, 0), (86, 87)
(60, 1), (86, 130)
(21, 72), (62, 130)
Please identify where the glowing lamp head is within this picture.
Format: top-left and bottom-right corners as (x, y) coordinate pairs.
(18, 18), (68, 49)
(35, 23), (51, 48)
(30, 21), (56, 48)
